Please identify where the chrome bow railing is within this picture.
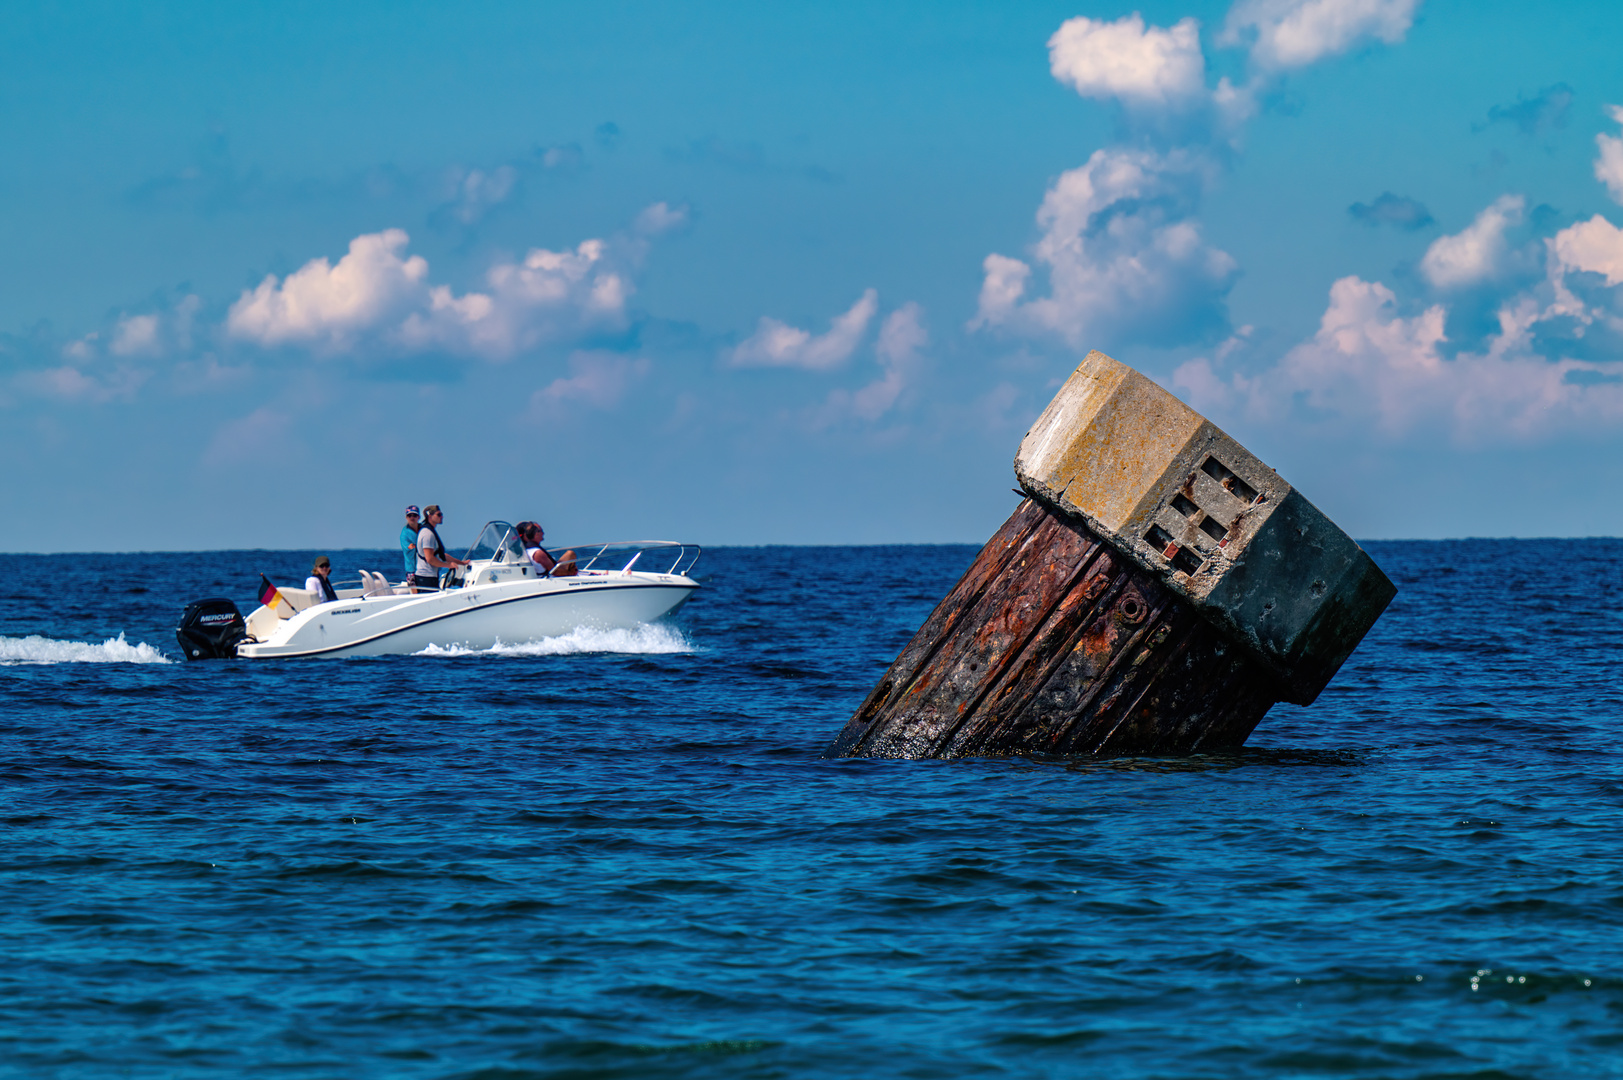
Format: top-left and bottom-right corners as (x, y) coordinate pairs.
(564, 540), (702, 577)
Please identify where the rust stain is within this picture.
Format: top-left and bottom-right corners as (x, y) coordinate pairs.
(828, 500), (1280, 760)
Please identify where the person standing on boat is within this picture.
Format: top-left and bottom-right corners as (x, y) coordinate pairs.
(400, 506), (421, 583)
(414, 505), (469, 591)
(517, 521), (577, 578)
(305, 556), (340, 604)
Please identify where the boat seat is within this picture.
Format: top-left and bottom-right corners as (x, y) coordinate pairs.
(274, 587), (319, 617)
(365, 569), (412, 596)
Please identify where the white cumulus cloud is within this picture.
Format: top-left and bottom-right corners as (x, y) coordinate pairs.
(227, 222), (648, 360)
(1594, 104), (1623, 206)
(1048, 14), (1207, 108)
(57, 295), (203, 362)
(110, 314), (161, 357)
(1222, 0), (1421, 70)
(635, 201), (689, 236)
(877, 302), (927, 367)
(1175, 273), (1623, 442)
(971, 148), (1237, 349)
(62, 334), (98, 361)
(1550, 214), (1623, 287)
(730, 289), (879, 370)
(228, 229), (430, 350)
(398, 239), (629, 359)
(1419, 194), (1525, 289)
(1269, 276), (1452, 432)
(816, 302), (930, 425)
(855, 303), (928, 420)
(529, 351), (648, 417)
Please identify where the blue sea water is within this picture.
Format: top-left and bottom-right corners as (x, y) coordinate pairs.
(1, 539), (1620, 1079)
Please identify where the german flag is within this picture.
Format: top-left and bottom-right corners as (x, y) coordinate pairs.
(258, 574), (286, 613)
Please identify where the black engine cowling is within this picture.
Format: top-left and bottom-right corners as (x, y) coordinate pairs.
(177, 598), (247, 660)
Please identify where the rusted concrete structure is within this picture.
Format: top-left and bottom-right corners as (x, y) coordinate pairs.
(827, 350), (1396, 759)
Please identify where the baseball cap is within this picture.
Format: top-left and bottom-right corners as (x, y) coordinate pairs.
(405, 505), (420, 516)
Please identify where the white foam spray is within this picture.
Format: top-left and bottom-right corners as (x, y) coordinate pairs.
(0, 633), (172, 665)
(413, 622), (694, 658)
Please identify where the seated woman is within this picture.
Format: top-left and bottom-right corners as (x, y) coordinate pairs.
(517, 521), (577, 577)
(305, 556), (340, 603)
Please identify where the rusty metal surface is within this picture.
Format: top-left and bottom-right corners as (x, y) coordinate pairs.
(1015, 350), (1396, 705)
(826, 500), (1282, 759)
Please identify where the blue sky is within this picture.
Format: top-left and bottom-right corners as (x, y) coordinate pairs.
(4, 0), (1622, 552)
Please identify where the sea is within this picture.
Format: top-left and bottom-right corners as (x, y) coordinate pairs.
(1, 539), (1619, 1079)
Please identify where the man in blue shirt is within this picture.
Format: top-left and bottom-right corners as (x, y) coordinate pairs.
(400, 506), (420, 583)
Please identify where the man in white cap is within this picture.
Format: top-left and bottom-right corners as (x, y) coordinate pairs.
(400, 506), (421, 586)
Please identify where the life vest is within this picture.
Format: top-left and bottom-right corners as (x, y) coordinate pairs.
(417, 524), (446, 574)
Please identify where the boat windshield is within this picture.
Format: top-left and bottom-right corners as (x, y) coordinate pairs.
(464, 521), (525, 564)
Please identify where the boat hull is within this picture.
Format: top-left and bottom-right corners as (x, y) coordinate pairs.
(237, 573), (696, 659)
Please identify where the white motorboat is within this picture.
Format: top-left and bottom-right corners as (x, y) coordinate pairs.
(177, 522), (700, 660)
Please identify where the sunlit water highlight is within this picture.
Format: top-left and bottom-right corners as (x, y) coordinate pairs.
(1, 541), (1619, 1079)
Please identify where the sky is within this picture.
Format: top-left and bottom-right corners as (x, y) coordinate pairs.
(4, 0), (1623, 552)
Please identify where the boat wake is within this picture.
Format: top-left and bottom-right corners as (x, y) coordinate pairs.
(0, 633), (172, 665)
(414, 623), (694, 658)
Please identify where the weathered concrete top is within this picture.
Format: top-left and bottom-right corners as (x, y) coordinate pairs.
(1015, 350), (1395, 705)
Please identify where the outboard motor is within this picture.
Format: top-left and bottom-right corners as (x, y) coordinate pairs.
(176, 598), (247, 660)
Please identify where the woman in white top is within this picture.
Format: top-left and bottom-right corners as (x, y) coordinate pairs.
(517, 521), (576, 577)
(305, 556), (340, 604)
